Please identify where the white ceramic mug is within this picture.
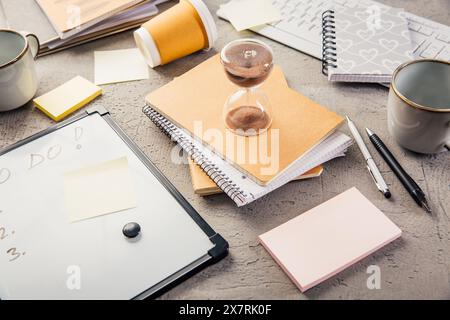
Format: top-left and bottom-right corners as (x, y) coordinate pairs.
(388, 59), (450, 154)
(0, 29), (39, 112)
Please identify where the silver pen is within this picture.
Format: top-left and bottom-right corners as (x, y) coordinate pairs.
(346, 116), (391, 198)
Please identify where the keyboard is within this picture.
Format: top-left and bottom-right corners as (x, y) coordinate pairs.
(217, 0), (450, 61)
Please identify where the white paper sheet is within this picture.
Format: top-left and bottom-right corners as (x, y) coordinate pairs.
(221, 0), (282, 31)
(94, 48), (149, 85)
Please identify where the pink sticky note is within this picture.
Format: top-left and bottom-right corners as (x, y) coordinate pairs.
(259, 187), (402, 292)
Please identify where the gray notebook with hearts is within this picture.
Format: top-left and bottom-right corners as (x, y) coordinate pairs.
(322, 5), (414, 83)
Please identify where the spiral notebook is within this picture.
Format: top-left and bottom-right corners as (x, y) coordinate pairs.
(188, 157), (324, 197)
(143, 106), (352, 206)
(322, 5), (414, 83)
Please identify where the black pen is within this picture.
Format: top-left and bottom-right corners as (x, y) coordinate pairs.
(365, 128), (432, 213)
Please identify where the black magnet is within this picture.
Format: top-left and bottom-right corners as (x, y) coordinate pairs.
(123, 222), (141, 238)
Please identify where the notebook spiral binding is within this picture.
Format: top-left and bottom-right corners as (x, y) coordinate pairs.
(143, 105), (247, 206)
(322, 10), (337, 76)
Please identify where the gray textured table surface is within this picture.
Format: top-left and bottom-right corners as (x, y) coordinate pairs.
(0, 0), (449, 299)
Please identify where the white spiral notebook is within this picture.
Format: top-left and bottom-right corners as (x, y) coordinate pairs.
(322, 5), (414, 83)
(143, 106), (353, 207)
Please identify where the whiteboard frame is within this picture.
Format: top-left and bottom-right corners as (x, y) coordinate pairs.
(0, 106), (228, 300)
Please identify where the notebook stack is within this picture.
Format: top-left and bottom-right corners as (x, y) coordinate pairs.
(186, 63), (324, 196)
(0, 0), (169, 55)
(143, 55), (353, 206)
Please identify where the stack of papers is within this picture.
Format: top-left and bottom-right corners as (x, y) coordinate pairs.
(143, 55), (353, 206)
(0, 0), (168, 55)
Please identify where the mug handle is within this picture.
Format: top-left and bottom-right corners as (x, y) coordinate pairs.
(446, 121), (450, 151)
(20, 31), (40, 58)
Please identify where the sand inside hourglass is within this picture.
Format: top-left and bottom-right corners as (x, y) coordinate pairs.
(225, 106), (271, 132)
(222, 42), (273, 133)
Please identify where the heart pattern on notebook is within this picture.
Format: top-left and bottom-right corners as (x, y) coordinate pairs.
(382, 59), (402, 71)
(380, 20), (394, 31)
(354, 10), (370, 22)
(337, 39), (354, 51)
(401, 30), (411, 40)
(338, 59), (357, 73)
(356, 29), (376, 40)
(359, 48), (379, 61)
(379, 39), (399, 50)
(336, 19), (352, 31)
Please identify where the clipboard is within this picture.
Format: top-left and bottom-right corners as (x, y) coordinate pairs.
(0, 107), (228, 300)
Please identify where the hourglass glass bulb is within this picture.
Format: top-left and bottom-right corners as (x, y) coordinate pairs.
(220, 39), (274, 136)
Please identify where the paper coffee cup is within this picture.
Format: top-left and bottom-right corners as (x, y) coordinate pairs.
(134, 0), (217, 68)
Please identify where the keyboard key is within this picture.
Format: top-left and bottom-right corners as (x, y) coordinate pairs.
(418, 26), (434, 36)
(412, 39), (426, 52)
(408, 21), (421, 32)
(436, 34), (450, 44)
(420, 43), (444, 58)
(407, 16), (423, 24)
(284, 1), (296, 10)
(436, 48), (450, 60)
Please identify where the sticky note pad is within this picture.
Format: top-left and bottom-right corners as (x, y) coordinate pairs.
(221, 0), (282, 31)
(33, 76), (102, 122)
(64, 157), (137, 223)
(259, 188), (402, 292)
(94, 48), (149, 85)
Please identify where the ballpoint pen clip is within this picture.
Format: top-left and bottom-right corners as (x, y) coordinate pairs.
(367, 165), (383, 193)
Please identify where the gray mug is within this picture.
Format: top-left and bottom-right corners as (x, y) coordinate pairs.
(388, 59), (450, 154)
(0, 29), (39, 112)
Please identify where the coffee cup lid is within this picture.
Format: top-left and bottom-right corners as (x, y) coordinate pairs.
(134, 27), (161, 68)
(186, 0), (218, 50)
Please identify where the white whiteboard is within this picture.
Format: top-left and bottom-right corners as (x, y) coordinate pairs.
(0, 111), (215, 299)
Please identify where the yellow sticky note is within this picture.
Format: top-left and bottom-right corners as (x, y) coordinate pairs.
(221, 0), (282, 31)
(33, 76), (102, 122)
(64, 157), (137, 223)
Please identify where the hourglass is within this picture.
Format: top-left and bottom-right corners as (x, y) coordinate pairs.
(221, 39), (274, 136)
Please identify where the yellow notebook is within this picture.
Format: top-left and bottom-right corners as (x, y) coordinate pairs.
(146, 54), (343, 185)
(33, 76), (102, 122)
(188, 158), (323, 196)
